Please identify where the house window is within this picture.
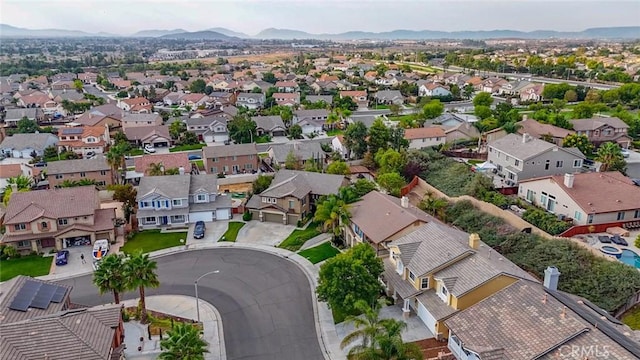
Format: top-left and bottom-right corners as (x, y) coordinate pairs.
(197, 194), (206, 202)
(14, 223), (26, 231)
(587, 214), (594, 224)
(173, 199), (182, 206)
(573, 159), (582, 168)
(421, 278), (429, 289)
(100, 170), (107, 175)
(574, 211), (582, 221)
(245, 163), (253, 170)
(556, 161), (563, 168)
(635, 210), (640, 219)
(289, 200), (295, 209)
(212, 157), (218, 162)
(540, 192), (548, 206)
(526, 189), (534, 202)
(232, 155), (237, 161)
(617, 212), (625, 221)
(171, 215), (185, 223)
(515, 159), (520, 166)
(145, 217), (156, 223)
(17, 240), (30, 248)
(210, 167), (218, 174)
(140, 201), (150, 208)
(545, 160), (550, 170)
(409, 271), (416, 281)
(55, 174), (63, 179)
(80, 172), (86, 177)
(58, 219), (68, 225)
(41, 221), (48, 229)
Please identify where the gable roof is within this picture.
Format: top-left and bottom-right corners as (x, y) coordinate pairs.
(516, 118), (574, 139)
(269, 140), (326, 162)
(375, 90), (404, 101)
(137, 174), (191, 199)
(46, 157), (110, 174)
(404, 127), (446, 140)
(489, 133), (585, 161)
(294, 109), (330, 119)
(306, 95), (333, 104)
(121, 113), (162, 125)
(251, 115), (286, 131)
(202, 143), (257, 158)
(134, 153), (190, 174)
(260, 170), (345, 199)
(0, 276), (72, 324)
(0, 164), (23, 179)
(4, 187), (99, 225)
(570, 116), (629, 131)
(4, 108), (39, 121)
(124, 125), (170, 141)
(350, 191), (433, 244)
(0, 133), (58, 152)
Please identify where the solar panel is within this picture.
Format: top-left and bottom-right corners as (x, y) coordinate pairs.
(30, 283), (57, 309)
(52, 286), (67, 303)
(8, 280), (42, 312)
(62, 127), (83, 135)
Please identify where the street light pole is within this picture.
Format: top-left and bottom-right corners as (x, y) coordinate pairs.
(194, 270), (220, 323)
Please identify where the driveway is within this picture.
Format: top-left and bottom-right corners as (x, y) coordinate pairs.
(186, 220), (229, 246)
(56, 248), (325, 360)
(235, 221), (297, 246)
(50, 245), (95, 277)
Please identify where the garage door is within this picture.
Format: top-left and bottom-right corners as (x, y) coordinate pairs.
(417, 301), (437, 333)
(263, 212), (283, 224)
(287, 214), (299, 226)
(216, 208), (231, 220)
(189, 212), (213, 223)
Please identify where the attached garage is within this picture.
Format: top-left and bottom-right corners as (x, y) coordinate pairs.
(287, 213), (299, 226)
(189, 211), (213, 223)
(417, 301), (437, 334)
(263, 212), (284, 224)
(215, 208), (231, 220)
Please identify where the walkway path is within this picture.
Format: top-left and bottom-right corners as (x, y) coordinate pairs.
(299, 233), (332, 251)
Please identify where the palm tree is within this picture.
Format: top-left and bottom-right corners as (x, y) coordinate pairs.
(93, 254), (127, 304)
(326, 112), (340, 130)
(159, 323), (209, 360)
(147, 162), (165, 176)
(375, 320), (424, 360)
(341, 300), (391, 358)
(595, 142), (626, 173)
(125, 251), (160, 324)
(106, 143), (127, 184)
(502, 121), (522, 134)
(420, 196), (448, 220)
(314, 195), (351, 239)
(3, 175), (33, 204)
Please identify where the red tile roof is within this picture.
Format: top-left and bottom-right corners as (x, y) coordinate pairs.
(404, 127), (446, 140)
(134, 153), (190, 174)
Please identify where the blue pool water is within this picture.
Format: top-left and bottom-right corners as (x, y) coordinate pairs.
(619, 249), (640, 268)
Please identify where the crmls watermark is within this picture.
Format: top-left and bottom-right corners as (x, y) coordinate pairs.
(558, 345), (611, 358)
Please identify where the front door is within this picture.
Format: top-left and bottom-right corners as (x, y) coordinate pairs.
(160, 216), (168, 225)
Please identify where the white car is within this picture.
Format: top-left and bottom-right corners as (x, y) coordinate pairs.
(144, 144), (156, 153)
(621, 148), (630, 158)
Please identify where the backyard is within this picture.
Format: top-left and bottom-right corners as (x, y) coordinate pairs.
(121, 230), (188, 254)
(219, 221), (245, 242)
(278, 222), (322, 251)
(622, 305), (640, 330)
(0, 255), (52, 281)
(298, 242), (340, 264)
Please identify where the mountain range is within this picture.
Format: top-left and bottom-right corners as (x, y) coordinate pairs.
(1, 24), (639, 40)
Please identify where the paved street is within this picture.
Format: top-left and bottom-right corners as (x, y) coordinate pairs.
(56, 248), (325, 360)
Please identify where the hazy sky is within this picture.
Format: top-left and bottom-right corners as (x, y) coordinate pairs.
(2, 0), (639, 35)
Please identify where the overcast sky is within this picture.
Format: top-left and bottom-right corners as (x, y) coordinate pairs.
(2, 0), (639, 35)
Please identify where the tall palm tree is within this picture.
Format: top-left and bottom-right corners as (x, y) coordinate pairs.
(314, 195), (351, 239)
(340, 300), (391, 357)
(420, 196), (448, 220)
(3, 175), (33, 204)
(106, 143), (127, 184)
(375, 320), (423, 360)
(159, 323), (209, 360)
(502, 121), (522, 134)
(93, 253), (127, 304)
(595, 142), (626, 173)
(125, 251), (160, 324)
(147, 162), (165, 176)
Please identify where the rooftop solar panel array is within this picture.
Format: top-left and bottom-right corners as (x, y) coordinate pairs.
(8, 279), (68, 312)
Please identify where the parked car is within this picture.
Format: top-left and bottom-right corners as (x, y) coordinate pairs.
(144, 144), (156, 153)
(598, 235), (612, 243)
(85, 151), (96, 159)
(633, 179), (640, 186)
(55, 250), (70, 266)
(621, 148), (630, 158)
(188, 154), (202, 160)
(194, 221), (206, 239)
(33, 161), (47, 167)
(611, 235), (629, 246)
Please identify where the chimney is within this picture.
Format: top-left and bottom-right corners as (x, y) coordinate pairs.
(400, 196), (409, 208)
(522, 133), (530, 143)
(178, 167), (185, 175)
(468, 233), (480, 250)
(564, 173), (575, 188)
(544, 266), (560, 291)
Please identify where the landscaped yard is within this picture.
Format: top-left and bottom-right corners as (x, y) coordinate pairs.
(0, 255), (52, 281)
(219, 222), (245, 242)
(278, 222), (322, 251)
(127, 149), (144, 156)
(191, 159), (204, 169)
(326, 129), (343, 136)
(169, 143), (206, 152)
(121, 230), (188, 254)
(622, 306), (640, 330)
(298, 242), (340, 264)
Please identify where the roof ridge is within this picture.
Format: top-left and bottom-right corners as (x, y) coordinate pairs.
(55, 314), (106, 358)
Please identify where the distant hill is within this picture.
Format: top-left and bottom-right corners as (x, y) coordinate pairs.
(159, 30), (238, 41)
(131, 29), (187, 37)
(0, 24), (115, 38)
(254, 28), (316, 40)
(207, 27), (250, 38)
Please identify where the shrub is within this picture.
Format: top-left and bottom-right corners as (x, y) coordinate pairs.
(635, 234), (640, 248)
(522, 208), (572, 235)
(242, 211), (253, 221)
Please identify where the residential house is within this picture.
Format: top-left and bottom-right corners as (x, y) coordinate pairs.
(57, 125), (110, 156)
(0, 163), (40, 192)
(275, 80), (298, 93)
(481, 77), (508, 94)
(570, 116), (632, 149)
(75, 104), (124, 129)
(383, 222), (536, 339)
(310, 81), (338, 94)
(487, 133), (586, 186)
(293, 109), (329, 135)
(117, 97), (152, 113)
(124, 125), (171, 148)
(51, 72), (77, 82)
(332, 134), (349, 159)
(245, 170), (348, 225)
(273, 92), (301, 107)
(485, 118), (574, 146)
(374, 90), (404, 105)
(498, 79), (533, 96)
(203, 143), (258, 175)
(519, 83), (545, 102)
(136, 174), (232, 229)
(208, 92), (236, 107)
(16, 93), (58, 114)
(235, 92), (265, 109)
(340, 90), (368, 109)
(133, 153), (191, 177)
(0, 133), (58, 159)
(419, 83), (452, 98)
(0, 276), (125, 360)
(518, 172), (640, 226)
(345, 191), (432, 254)
(180, 93), (210, 109)
(252, 115), (287, 137)
(464, 76), (483, 90)
(50, 80), (75, 90)
(47, 157), (113, 188)
(404, 127), (447, 149)
(445, 275), (640, 359)
(162, 92), (184, 106)
(268, 140), (328, 168)
(185, 116), (229, 143)
(77, 72), (98, 84)
(121, 113), (163, 129)
(1, 187), (115, 254)
(442, 122), (481, 143)
(49, 89), (85, 105)
(305, 95), (333, 106)
(3, 108), (43, 127)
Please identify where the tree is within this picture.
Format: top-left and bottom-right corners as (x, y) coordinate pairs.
(43, 146), (58, 160)
(564, 89), (578, 102)
(344, 122), (369, 159)
(340, 300), (392, 355)
(252, 175), (274, 194)
(169, 121), (186, 140)
(375, 148), (406, 175)
(93, 254), (127, 304)
(284, 151), (302, 170)
(474, 105), (492, 120)
(502, 121), (522, 134)
(106, 143), (128, 185)
(375, 319), (424, 360)
(472, 91), (493, 107)
(227, 115), (257, 144)
(125, 252), (160, 324)
(596, 142), (626, 173)
(353, 179), (377, 197)
(367, 118), (390, 155)
(316, 244), (384, 317)
(289, 124), (303, 139)
(389, 127), (409, 152)
(420, 196), (448, 220)
(463, 84), (475, 99)
(111, 184), (137, 222)
(3, 175), (33, 204)
(562, 134), (594, 156)
(584, 89), (602, 104)
(73, 79), (84, 92)
(16, 117), (39, 133)
(189, 79), (207, 94)
(377, 172), (406, 197)
(327, 160), (350, 175)
(388, 103), (401, 117)
(314, 195), (351, 238)
(543, 83), (575, 100)
(159, 323), (208, 360)
(262, 72), (277, 84)
(572, 102), (595, 119)
(422, 100), (444, 119)
(147, 162), (165, 176)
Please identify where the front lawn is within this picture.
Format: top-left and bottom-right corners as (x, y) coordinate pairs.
(326, 129), (343, 136)
(278, 222), (322, 251)
(191, 159), (204, 169)
(0, 255), (52, 281)
(121, 230), (187, 254)
(169, 143), (206, 152)
(127, 149), (144, 156)
(256, 135), (272, 144)
(298, 242), (340, 264)
(219, 222), (245, 242)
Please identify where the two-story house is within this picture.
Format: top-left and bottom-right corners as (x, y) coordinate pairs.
(340, 90), (368, 109)
(121, 113), (163, 129)
(484, 118), (574, 147)
(345, 192), (432, 255)
(203, 143), (258, 175)
(1, 187), (116, 254)
(273, 93), (301, 107)
(185, 116), (229, 143)
(136, 174), (232, 229)
(383, 221), (536, 340)
(179, 93), (210, 109)
(487, 133), (586, 186)
(117, 97), (152, 113)
(245, 170), (348, 225)
(404, 127), (447, 149)
(275, 80), (298, 93)
(124, 125), (172, 148)
(0, 133), (58, 159)
(252, 115), (287, 137)
(47, 157), (113, 188)
(570, 116), (632, 149)
(235, 92), (265, 110)
(57, 125), (110, 156)
(293, 109), (330, 135)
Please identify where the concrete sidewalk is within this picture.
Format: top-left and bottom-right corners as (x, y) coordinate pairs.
(299, 233), (332, 251)
(121, 295), (225, 360)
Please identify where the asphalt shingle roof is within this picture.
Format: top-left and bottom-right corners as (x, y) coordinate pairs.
(46, 157), (110, 174)
(0, 133), (58, 152)
(489, 133), (584, 161)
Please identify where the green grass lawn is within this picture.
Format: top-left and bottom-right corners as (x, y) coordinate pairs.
(467, 159), (484, 165)
(298, 242), (340, 264)
(169, 143), (206, 152)
(127, 149), (144, 156)
(256, 135), (272, 144)
(219, 222), (245, 242)
(121, 230), (188, 254)
(326, 129), (344, 136)
(278, 222), (322, 251)
(0, 255), (52, 281)
(191, 159), (204, 169)
(622, 305), (640, 330)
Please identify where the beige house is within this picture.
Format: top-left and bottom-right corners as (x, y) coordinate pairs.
(47, 157), (113, 188)
(484, 118), (574, 146)
(518, 171), (640, 226)
(404, 127), (446, 149)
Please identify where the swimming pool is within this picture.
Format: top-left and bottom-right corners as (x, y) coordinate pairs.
(600, 245), (623, 257)
(619, 249), (640, 268)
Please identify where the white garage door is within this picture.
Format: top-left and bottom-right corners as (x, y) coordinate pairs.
(215, 208), (231, 220)
(189, 212), (213, 223)
(417, 301), (437, 334)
